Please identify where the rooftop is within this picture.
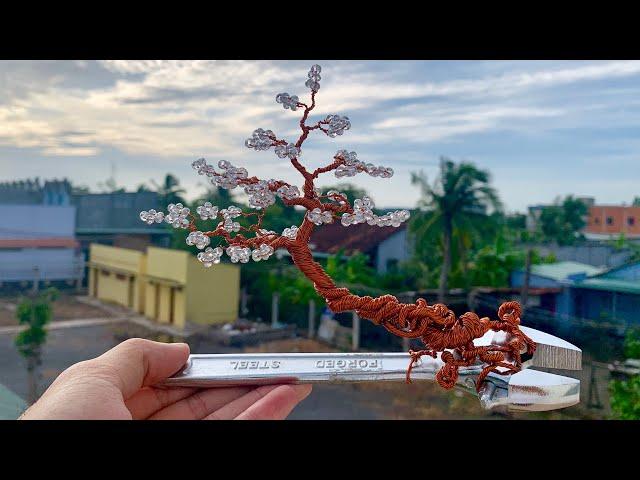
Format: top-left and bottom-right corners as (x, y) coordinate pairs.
(310, 222), (407, 255)
(574, 277), (640, 295)
(529, 261), (603, 282)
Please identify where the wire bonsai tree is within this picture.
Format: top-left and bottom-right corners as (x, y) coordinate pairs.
(139, 64), (535, 390)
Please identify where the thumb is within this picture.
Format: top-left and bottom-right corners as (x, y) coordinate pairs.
(92, 338), (190, 399)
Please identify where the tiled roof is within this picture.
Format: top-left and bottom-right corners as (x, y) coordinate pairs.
(0, 237), (79, 249)
(310, 222), (406, 255)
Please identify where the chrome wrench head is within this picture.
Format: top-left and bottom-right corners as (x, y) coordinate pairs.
(472, 325), (582, 412)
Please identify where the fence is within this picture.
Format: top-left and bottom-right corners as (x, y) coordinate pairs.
(0, 256), (85, 284)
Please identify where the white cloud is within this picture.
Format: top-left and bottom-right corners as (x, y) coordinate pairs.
(2, 60), (640, 211)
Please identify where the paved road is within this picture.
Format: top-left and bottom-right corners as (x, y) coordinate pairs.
(0, 323), (387, 419)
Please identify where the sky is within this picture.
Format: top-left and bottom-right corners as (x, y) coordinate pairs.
(0, 60), (639, 213)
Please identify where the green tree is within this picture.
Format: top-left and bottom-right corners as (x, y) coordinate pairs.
(623, 327), (640, 359)
(410, 158), (501, 302)
(609, 328), (640, 419)
(14, 288), (58, 404)
(538, 195), (588, 246)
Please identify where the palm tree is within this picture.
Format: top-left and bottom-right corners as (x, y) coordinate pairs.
(151, 173), (187, 207)
(411, 157), (501, 302)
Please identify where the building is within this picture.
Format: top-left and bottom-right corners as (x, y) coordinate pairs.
(511, 259), (640, 326)
(87, 244), (147, 313)
(87, 244), (240, 329)
(584, 205), (640, 240)
(0, 205), (84, 287)
(0, 180), (171, 285)
(309, 222), (411, 274)
(560, 260), (640, 325)
(72, 191), (171, 255)
(510, 261), (603, 311)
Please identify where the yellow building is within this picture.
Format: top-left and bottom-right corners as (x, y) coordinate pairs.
(88, 244), (240, 330)
(88, 244), (147, 313)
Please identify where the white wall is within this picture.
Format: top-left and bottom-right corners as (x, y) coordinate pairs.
(0, 248), (84, 282)
(376, 228), (411, 274)
(0, 205), (76, 238)
(0, 205), (81, 282)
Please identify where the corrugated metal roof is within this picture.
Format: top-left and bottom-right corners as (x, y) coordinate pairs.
(0, 383), (26, 419)
(574, 277), (640, 295)
(530, 261), (603, 281)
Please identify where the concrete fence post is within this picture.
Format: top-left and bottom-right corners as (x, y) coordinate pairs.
(32, 266), (40, 294)
(271, 292), (279, 328)
(308, 299), (316, 338)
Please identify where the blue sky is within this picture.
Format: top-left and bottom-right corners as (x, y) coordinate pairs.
(0, 60), (639, 213)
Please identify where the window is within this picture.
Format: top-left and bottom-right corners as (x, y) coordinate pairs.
(606, 216), (614, 225)
(628, 217), (635, 226)
(594, 217), (600, 225)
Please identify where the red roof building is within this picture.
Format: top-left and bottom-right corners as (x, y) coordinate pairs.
(310, 222), (411, 273)
(585, 205), (640, 239)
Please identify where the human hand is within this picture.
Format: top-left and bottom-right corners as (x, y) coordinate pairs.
(19, 338), (312, 420)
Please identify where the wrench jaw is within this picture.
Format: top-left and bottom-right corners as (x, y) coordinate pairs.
(506, 369), (581, 412)
(469, 370), (581, 413)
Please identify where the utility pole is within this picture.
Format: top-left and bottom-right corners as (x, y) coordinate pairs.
(520, 248), (532, 315)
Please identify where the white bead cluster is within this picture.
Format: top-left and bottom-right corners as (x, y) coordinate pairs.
(325, 114), (351, 138)
(213, 160), (249, 190)
(274, 143), (300, 159)
(373, 209), (411, 227)
(334, 150), (394, 179)
(282, 225), (299, 240)
(365, 164), (394, 178)
(220, 205), (242, 232)
(186, 231), (211, 249)
(307, 208), (334, 225)
(305, 64), (321, 92)
(139, 209), (164, 225)
(226, 245), (251, 263)
(191, 158), (216, 177)
(275, 93), (299, 111)
(276, 184), (301, 200)
(252, 244), (274, 262)
(197, 246), (223, 268)
(244, 180), (276, 209)
(326, 190), (347, 204)
(165, 203), (191, 229)
(245, 128), (275, 151)
(196, 202), (219, 220)
(257, 228), (276, 237)
(341, 196), (410, 228)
